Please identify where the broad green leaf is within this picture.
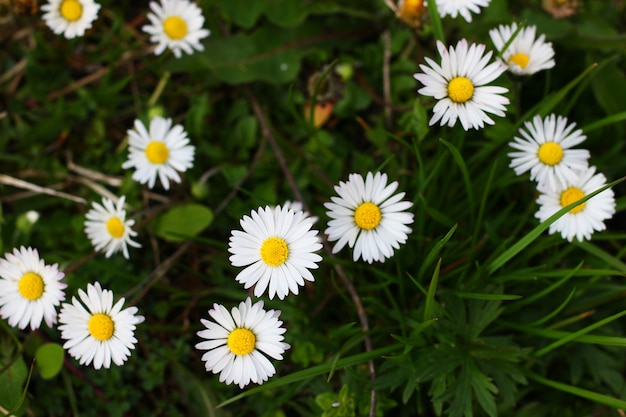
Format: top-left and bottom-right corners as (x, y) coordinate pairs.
(0, 354), (27, 411)
(35, 343), (64, 380)
(151, 203), (213, 242)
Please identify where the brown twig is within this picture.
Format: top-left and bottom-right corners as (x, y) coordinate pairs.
(0, 174), (86, 204)
(382, 30), (393, 130)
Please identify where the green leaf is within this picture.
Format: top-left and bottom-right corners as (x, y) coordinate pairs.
(151, 203), (213, 242)
(35, 343), (64, 380)
(0, 354), (27, 411)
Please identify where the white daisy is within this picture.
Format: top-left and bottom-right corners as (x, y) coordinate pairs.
(41, 0), (101, 39)
(58, 282), (145, 370)
(414, 39), (509, 131)
(535, 166), (616, 242)
(325, 172), (414, 264)
(279, 200), (319, 224)
(0, 247), (66, 330)
(142, 0), (210, 58)
(489, 23), (555, 75)
(122, 116), (195, 190)
(84, 195), (141, 259)
(228, 205), (322, 300)
(508, 114), (589, 191)
(436, 0), (491, 23)
(196, 297), (290, 389)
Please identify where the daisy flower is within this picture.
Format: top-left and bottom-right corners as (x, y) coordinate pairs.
(414, 39), (509, 130)
(535, 166), (616, 242)
(196, 297), (290, 388)
(122, 116), (195, 190)
(436, 0), (491, 23)
(489, 23), (555, 75)
(58, 282), (145, 370)
(41, 0), (101, 39)
(325, 172), (414, 264)
(508, 114), (589, 191)
(0, 247), (66, 330)
(228, 205), (322, 300)
(84, 195), (141, 259)
(395, 0), (427, 27)
(142, 0), (210, 58)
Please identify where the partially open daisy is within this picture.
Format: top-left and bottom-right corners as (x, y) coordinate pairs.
(142, 0), (210, 58)
(84, 195), (141, 259)
(325, 172), (414, 264)
(489, 23), (555, 75)
(436, 0), (491, 23)
(395, 0), (427, 27)
(41, 0), (101, 39)
(122, 116), (195, 190)
(508, 114), (589, 191)
(414, 39), (509, 130)
(58, 282), (145, 370)
(228, 205), (322, 300)
(0, 247), (66, 330)
(196, 297), (290, 388)
(535, 166), (616, 242)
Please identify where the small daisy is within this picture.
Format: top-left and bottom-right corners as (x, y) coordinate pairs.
(0, 247), (66, 330)
(489, 23), (555, 75)
(414, 39), (509, 130)
(228, 205), (322, 300)
(395, 0), (427, 27)
(122, 116), (195, 190)
(436, 0), (491, 23)
(84, 195), (141, 259)
(508, 114), (589, 191)
(535, 166), (616, 242)
(279, 200), (319, 224)
(58, 282), (145, 370)
(142, 0), (210, 58)
(325, 172), (414, 264)
(196, 297), (290, 388)
(41, 0), (101, 39)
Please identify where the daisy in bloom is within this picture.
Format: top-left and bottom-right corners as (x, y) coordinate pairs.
(41, 0), (101, 39)
(508, 114), (589, 191)
(325, 172), (414, 264)
(228, 205), (322, 300)
(196, 297), (290, 388)
(143, 0), (210, 58)
(489, 23), (555, 75)
(436, 0), (491, 23)
(535, 166), (616, 242)
(58, 282), (145, 370)
(84, 195), (141, 259)
(414, 39), (509, 130)
(122, 116), (195, 190)
(0, 247), (66, 330)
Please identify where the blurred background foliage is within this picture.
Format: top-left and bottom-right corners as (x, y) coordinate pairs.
(1, 0), (626, 416)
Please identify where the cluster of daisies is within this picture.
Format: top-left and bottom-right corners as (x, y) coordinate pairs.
(41, 0), (210, 58)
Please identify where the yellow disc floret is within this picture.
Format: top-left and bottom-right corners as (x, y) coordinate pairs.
(145, 141), (170, 164)
(88, 313), (115, 341)
(163, 16), (188, 40)
(508, 53), (530, 70)
(227, 328), (256, 356)
(537, 142), (564, 166)
(354, 202), (382, 230)
(447, 77), (474, 103)
(260, 237), (289, 267)
(560, 187), (586, 214)
(18, 272), (45, 301)
(60, 0), (83, 22)
(106, 217), (125, 239)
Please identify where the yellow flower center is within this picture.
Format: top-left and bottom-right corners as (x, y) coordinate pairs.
(18, 272), (44, 301)
(508, 53), (530, 69)
(60, 0), (83, 22)
(447, 77), (474, 103)
(163, 16), (188, 40)
(106, 217), (125, 239)
(227, 328), (256, 356)
(88, 313), (115, 341)
(537, 141), (564, 166)
(560, 187), (586, 214)
(354, 202), (382, 230)
(145, 141), (170, 164)
(260, 237), (289, 267)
